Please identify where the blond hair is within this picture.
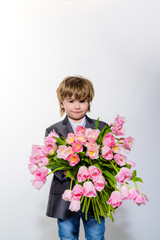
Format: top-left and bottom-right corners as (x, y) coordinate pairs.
(57, 76), (95, 116)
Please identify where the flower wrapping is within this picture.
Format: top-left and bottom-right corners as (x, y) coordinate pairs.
(28, 115), (148, 223)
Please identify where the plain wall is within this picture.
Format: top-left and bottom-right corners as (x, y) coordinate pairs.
(0, 0), (160, 239)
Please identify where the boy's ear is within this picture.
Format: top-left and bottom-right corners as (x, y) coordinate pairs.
(60, 101), (64, 108)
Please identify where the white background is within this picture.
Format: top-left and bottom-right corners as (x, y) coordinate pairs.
(0, 0), (160, 239)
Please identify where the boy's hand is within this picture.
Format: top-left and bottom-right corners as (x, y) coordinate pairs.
(63, 170), (74, 180)
(63, 170), (68, 176)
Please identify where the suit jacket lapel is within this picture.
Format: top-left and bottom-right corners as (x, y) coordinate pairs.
(85, 115), (95, 129)
(62, 116), (74, 137)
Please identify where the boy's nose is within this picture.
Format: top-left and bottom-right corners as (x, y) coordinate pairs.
(75, 102), (80, 109)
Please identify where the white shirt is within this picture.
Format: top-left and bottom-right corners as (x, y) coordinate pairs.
(68, 116), (86, 133)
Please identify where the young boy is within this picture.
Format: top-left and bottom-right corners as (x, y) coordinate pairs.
(45, 76), (106, 240)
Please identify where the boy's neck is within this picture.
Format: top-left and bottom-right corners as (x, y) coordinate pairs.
(68, 115), (85, 124)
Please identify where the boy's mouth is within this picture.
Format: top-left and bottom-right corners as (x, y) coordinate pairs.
(72, 112), (82, 114)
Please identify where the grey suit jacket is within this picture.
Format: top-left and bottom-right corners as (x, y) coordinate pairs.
(45, 115), (106, 219)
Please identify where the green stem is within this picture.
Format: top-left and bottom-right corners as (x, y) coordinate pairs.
(110, 161), (119, 173)
(132, 179), (140, 191)
(80, 195), (84, 204)
(91, 198), (97, 221)
(47, 167), (65, 176)
(82, 197), (88, 213)
(93, 197), (101, 224)
(70, 177), (74, 191)
(85, 198), (91, 221)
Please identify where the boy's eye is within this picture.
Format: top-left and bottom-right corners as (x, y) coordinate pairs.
(68, 99), (86, 103)
(80, 99), (87, 103)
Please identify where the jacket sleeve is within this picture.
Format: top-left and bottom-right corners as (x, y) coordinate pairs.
(45, 128), (68, 182)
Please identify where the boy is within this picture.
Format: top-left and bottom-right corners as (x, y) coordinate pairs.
(45, 76), (106, 240)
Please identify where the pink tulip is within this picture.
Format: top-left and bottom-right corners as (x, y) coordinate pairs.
(31, 179), (46, 190)
(119, 184), (129, 200)
(29, 156), (36, 164)
(28, 163), (38, 174)
(74, 132), (86, 144)
(43, 145), (55, 155)
(62, 190), (73, 202)
(128, 187), (140, 200)
(112, 143), (121, 153)
(83, 181), (97, 197)
(103, 133), (115, 147)
(69, 199), (81, 212)
(44, 130), (59, 147)
(44, 136), (57, 148)
(57, 145), (72, 160)
(123, 137), (134, 153)
(93, 175), (107, 192)
(67, 153), (80, 166)
(31, 145), (46, 158)
(85, 142), (99, 149)
(72, 141), (83, 153)
(66, 146), (74, 156)
(134, 194), (148, 206)
(112, 115), (126, 136)
(107, 191), (122, 208)
(86, 146), (99, 159)
(66, 133), (75, 145)
(47, 129), (59, 138)
(127, 161), (136, 168)
(34, 156), (49, 167)
(101, 146), (113, 160)
(33, 167), (48, 182)
(112, 125), (125, 136)
(85, 128), (100, 142)
(75, 126), (86, 134)
(116, 167), (133, 184)
(114, 114), (126, 126)
(77, 166), (89, 182)
(114, 154), (127, 167)
(88, 166), (102, 180)
(72, 184), (83, 200)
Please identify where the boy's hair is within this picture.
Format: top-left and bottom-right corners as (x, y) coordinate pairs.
(57, 76), (95, 116)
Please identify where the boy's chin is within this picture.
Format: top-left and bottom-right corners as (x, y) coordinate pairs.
(68, 114), (86, 122)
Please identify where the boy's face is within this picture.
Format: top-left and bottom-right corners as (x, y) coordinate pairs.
(61, 96), (89, 123)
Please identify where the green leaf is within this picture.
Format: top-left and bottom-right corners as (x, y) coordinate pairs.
(46, 164), (62, 170)
(53, 158), (67, 164)
(98, 162), (114, 169)
(83, 158), (91, 165)
(132, 176), (144, 183)
(66, 168), (79, 180)
(95, 118), (100, 129)
(106, 178), (117, 189)
(96, 124), (110, 144)
(125, 163), (132, 169)
(132, 170), (137, 177)
(54, 136), (66, 145)
(103, 171), (117, 184)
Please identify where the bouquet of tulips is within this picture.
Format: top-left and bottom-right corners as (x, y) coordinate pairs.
(28, 115), (148, 223)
